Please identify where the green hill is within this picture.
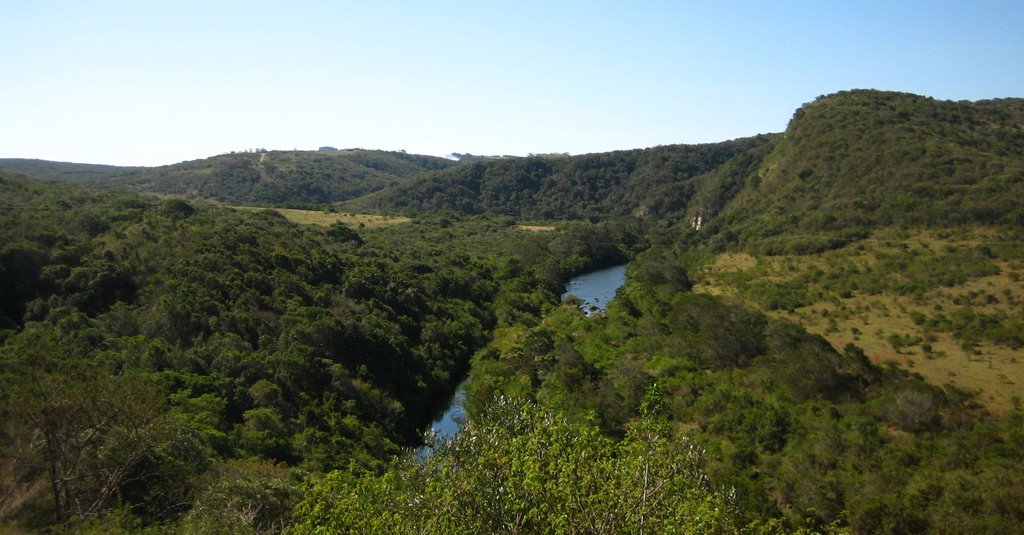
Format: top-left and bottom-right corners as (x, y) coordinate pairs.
(705, 90), (1024, 253)
(348, 90), (1024, 246)
(0, 149), (458, 206)
(6, 90), (1021, 225)
(346, 136), (777, 219)
(0, 158), (144, 184)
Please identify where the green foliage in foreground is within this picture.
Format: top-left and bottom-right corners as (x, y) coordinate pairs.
(290, 396), (740, 535)
(0, 175), (504, 529)
(0, 174), (656, 531)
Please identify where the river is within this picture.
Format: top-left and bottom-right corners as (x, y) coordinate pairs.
(560, 264), (627, 316)
(417, 264), (628, 456)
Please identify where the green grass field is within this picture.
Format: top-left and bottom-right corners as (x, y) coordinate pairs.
(233, 206), (411, 228)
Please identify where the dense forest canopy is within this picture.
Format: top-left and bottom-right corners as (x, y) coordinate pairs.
(2, 89), (1023, 533)
(0, 173), (648, 531)
(344, 135), (778, 220)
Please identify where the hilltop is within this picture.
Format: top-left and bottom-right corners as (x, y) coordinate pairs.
(706, 89), (1024, 253)
(347, 90), (1024, 239)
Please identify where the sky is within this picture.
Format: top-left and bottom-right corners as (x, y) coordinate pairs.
(2, 1), (1023, 167)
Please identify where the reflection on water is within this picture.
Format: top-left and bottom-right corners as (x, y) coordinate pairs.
(415, 379), (467, 459)
(561, 264), (627, 316)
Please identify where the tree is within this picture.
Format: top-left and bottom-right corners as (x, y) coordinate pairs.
(0, 327), (169, 525)
(326, 222), (363, 245)
(180, 460), (301, 535)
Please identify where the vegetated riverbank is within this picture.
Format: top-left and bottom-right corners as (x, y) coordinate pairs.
(419, 263), (629, 454)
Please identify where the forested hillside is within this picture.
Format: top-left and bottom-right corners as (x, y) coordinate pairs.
(0, 173), (652, 532)
(343, 91), (1024, 249)
(0, 174), (527, 528)
(7, 91), (1021, 231)
(438, 242), (1024, 533)
(3, 173), (472, 524)
(0, 160), (144, 184)
(347, 136), (777, 220)
(705, 90), (1024, 254)
(0, 149), (456, 206)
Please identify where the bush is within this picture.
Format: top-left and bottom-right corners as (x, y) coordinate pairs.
(290, 398), (739, 534)
(181, 461), (301, 535)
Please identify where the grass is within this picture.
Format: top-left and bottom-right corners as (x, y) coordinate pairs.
(233, 206), (411, 228)
(694, 228), (1024, 414)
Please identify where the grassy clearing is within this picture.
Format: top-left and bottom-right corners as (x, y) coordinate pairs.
(694, 228), (1024, 413)
(517, 225), (557, 232)
(233, 206), (411, 227)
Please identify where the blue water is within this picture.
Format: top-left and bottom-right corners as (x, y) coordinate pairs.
(417, 264), (628, 457)
(425, 380), (467, 439)
(561, 264), (628, 316)
(415, 380), (467, 459)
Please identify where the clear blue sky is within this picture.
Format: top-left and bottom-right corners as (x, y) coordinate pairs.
(2, 1), (1022, 166)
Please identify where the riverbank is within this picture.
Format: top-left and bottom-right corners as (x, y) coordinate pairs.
(418, 264), (629, 455)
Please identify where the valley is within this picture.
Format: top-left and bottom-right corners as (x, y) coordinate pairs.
(1, 89), (1023, 533)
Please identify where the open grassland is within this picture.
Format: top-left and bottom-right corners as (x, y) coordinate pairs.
(693, 228), (1024, 413)
(233, 206), (411, 227)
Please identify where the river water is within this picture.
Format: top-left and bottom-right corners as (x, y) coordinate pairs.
(560, 264), (627, 316)
(417, 264), (628, 456)
(417, 378), (468, 453)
